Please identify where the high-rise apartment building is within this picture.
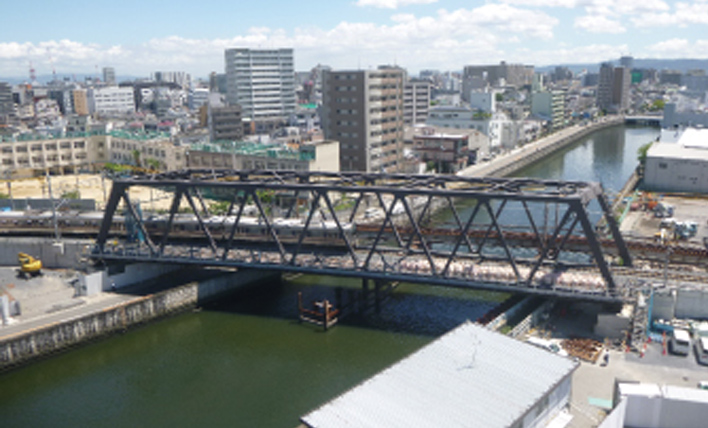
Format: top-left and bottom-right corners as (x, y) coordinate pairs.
(597, 63), (630, 113)
(404, 79), (432, 125)
(612, 67), (631, 113)
(152, 71), (191, 89)
(596, 63), (615, 112)
(224, 48), (296, 123)
(0, 82), (14, 123)
(103, 67), (116, 85)
(321, 67), (405, 173)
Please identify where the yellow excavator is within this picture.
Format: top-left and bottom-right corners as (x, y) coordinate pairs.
(18, 252), (42, 279)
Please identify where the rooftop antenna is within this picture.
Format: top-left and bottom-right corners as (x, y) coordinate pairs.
(29, 61), (36, 84)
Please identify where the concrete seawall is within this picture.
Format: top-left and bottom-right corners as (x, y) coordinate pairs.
(459, 116), (625, 178)
(0, 269), (278, 371)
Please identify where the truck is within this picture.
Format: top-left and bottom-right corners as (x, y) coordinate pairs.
(670, 329), (691, 356)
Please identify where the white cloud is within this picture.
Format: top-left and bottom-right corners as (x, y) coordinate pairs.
(515, 43), (631, 65)
(631, 1), (708, 27)
(499, 0), (579, 7)
(355, 0), (438, 9)
(574, 15), (627, 33)
(644, 38), (708, 57)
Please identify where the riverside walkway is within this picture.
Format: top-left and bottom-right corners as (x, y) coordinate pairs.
(459, 116), (625, 178)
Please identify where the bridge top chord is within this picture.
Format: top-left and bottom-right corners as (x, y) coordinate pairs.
(116, 170), (604, 204)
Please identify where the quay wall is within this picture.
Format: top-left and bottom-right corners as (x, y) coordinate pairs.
(0, 269), (278, 371)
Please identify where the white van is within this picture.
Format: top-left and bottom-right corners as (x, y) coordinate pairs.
(695, 337), (708, 365)
(526, 337), (568, 357)
(670, 329), (691, 356)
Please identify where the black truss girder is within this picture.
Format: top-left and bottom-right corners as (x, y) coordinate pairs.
(94, 169), (631, 300)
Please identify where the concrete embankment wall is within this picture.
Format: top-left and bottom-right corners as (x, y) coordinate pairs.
(0, 269), (278, 371)
(0, 237), (92, 269)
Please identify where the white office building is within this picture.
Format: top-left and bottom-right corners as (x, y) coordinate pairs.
(87, 87), (135, 115)
(225, 48), (296, 122)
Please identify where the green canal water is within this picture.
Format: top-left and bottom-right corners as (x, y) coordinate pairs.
(0, 125), (659, 427)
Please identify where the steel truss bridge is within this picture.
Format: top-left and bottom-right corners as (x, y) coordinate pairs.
(93, 170), (634, 303)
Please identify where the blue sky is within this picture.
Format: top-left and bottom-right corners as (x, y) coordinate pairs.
(1, 0), (707, 80)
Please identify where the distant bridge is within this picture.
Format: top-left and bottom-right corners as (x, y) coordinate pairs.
(92, 170), (635, 303)
(624, 115), (662, 126)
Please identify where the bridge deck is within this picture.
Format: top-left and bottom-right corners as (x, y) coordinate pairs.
(93, 243), (631, 303)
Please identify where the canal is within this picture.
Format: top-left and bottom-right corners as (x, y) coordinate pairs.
(0, 125), (659, 428)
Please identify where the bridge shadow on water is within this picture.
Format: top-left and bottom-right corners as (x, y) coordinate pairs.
(202, 274), (511, 338)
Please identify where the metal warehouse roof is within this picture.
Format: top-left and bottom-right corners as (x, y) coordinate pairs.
(301, 321), (578, 428)
(647, 142), (708, 161)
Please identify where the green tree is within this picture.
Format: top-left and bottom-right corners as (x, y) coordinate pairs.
(648, 99), (665, 112)
(132, 149), (142, 167)
(61, 190), (81, 199)
(637, 142), (653, 167)
(495, 93), (503, 102)
(0, 193), (8, 200)
(145, 158), (161, 171)
(210, 200), (231, 215)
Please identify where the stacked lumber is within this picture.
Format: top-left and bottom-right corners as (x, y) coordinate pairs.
(562, 338), (604, 363)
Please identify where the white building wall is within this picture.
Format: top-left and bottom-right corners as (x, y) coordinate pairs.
(88, 87), (135, 115)
(520, 376), (572, 428)
(644, 155), (708, 193)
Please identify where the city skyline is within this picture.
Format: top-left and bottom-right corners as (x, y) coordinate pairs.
(1, 0), (707, 79)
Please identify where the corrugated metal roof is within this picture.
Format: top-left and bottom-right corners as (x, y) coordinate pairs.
(301, 321), (578, 428)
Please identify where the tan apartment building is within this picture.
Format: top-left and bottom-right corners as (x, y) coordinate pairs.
(0, 131), (185, 177)
(321, 67), (405, 173)
(72, 89), (89, 116)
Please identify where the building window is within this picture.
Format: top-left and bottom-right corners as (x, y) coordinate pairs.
(659, 162), (667, 169)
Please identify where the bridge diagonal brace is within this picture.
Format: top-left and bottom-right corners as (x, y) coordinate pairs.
(252, 191), (287, 262)
(194, 187), (210, 218)
(285, 190), (300, 219)
(445, 196), (476, 256)
(290, 192), (321, 266)
(375, 192), (404, 248)
(555, 213), (581, 260)
(96, 182), (126, 249)
(598, 192), (632, 267)
(521, 200), (545, 250)
(482, 199), (520, 281)
(184, 190), (218, 256)
(442, 198), (484, 277)
(364, 194), (402, 271)
(572, 200), (616, 295)
(526, 207), (574, 287)
(321, 192), (359, 267)
(400, 195), (436, 276)
(348, 191), (365, 224)
(222, 191), (249, 261)
(405, 195), (433, 251)
(159, 186), (184, 256)
(477, 199), (508, 255)
(122, 190), (158, 255)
